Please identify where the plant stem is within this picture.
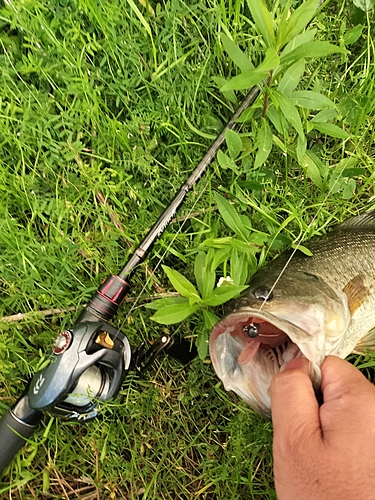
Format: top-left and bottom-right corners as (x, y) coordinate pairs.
(262, 70), (274, 118)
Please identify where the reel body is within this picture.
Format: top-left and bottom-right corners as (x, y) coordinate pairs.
(29, 322), (131, 421)
(0, 322), (131, 473)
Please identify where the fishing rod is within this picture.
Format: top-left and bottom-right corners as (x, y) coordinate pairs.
(0, 86), (260, 475)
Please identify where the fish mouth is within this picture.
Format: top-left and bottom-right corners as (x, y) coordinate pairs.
(209, 308), (323, 417)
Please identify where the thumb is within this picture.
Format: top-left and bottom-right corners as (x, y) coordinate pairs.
(321, 355), (375, 402)
(319, 355), (375, 432)
(270, 358), (321, 442)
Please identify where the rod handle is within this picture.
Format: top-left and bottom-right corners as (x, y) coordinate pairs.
(0, 409), (40, 475)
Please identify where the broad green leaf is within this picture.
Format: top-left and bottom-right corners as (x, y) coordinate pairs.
(343, 178), (357, 199)
(235, 103), (262, 123)
(246, 0), (275, 48)
(280, 41), (346, 66)
(328, 157), (358, 193)
(150, 302), (200, 324)
(269, 233), (293, 251)
(210, 246), (232, 271)
(336, 157), (359, 171)
(194, 251), (216, 299)
(280, 29), (316, 60)
(266, 105), (288, 135)
(343, 24), (363, 45)
(277, 0), (291, 49)
(254, 119), (273, 168)
(277, 58), (306, 95)
(145, 296), (188, 310)
(258, 48), (280, 71)
(221, 69), (269, 92)
(217, 150), (238, 171)
(225, 129), (242, 159)
(230, 238), (262, 253)
(221, 49), (279, 91)
(307, 150), (327, 179)
(343, 167), (367, 177)
(311, 109), (338, 123)
(245, 253), (257, 277)
(273, 90), (304, 137)
(296, 134), (307, 163)
(290, 91), (334, 110)
(220, 34), (253, 72)
(213, 76), (237, 104)
(299, 152), (323, 188)
(239, 214), (252, 232)
(278, 0), (321, 48)
(230, 248), (248, 285)
(203, 309), (220, 330)
(197, 329), (209, 360)
(238, 179), (263, 190)
(272, 134), (287, 153)
(162, 265), (200, 299)
(291, 243), (313, 256)
(213, 192), (249, 240)
(248, 231), (269, 246)
(201, 285), (248, 306)
(353, 0), (375, 11)
(199, 237), (234, 249)
(329, 172), (346, 195)
(313, 122), (350, 139)
(194, 252), (205, 297)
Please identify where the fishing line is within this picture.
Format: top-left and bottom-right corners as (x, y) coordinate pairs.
(255, 168), (350, 315)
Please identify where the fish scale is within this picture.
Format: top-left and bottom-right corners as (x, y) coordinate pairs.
(272, 231), (375, 355)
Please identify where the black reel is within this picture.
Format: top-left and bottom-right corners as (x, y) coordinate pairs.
(0, 322), (131, 473)
(29, 322), (131, 421)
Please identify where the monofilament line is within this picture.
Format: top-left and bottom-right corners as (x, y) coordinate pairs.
(255, 170), (350, 315)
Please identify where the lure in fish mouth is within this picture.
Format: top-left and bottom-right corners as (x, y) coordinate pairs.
(209, 305), (333, 418)
(209, 210), (375, 417)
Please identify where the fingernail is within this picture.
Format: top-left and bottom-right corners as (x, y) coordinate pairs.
(284, 357), (310, 371)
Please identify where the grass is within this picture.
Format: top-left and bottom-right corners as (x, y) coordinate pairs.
(0, 0), (374, 498)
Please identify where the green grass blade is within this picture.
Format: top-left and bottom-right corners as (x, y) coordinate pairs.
(126, 0), (157, 70)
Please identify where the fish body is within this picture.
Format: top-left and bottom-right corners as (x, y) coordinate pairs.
(209, 212), (375, 417)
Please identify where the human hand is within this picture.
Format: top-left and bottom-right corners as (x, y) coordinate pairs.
(270, 355), (375, 500)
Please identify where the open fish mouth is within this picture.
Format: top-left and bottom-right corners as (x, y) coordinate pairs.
(209, 308), (323, 417)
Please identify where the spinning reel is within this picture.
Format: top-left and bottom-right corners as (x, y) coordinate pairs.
(0, 87), (260, 475)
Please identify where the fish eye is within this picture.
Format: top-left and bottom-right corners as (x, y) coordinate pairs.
(253, 286), (273, 301)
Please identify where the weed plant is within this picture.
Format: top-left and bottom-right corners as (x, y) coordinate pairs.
(0, 0), (374, 499)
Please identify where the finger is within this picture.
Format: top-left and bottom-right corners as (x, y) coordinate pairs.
(270, 358), (321, 444)
(320, 355), (375, 433)
(321, 355), (375, 402)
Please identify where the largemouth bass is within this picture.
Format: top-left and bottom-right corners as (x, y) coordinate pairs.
(209, 212), (375, 417)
